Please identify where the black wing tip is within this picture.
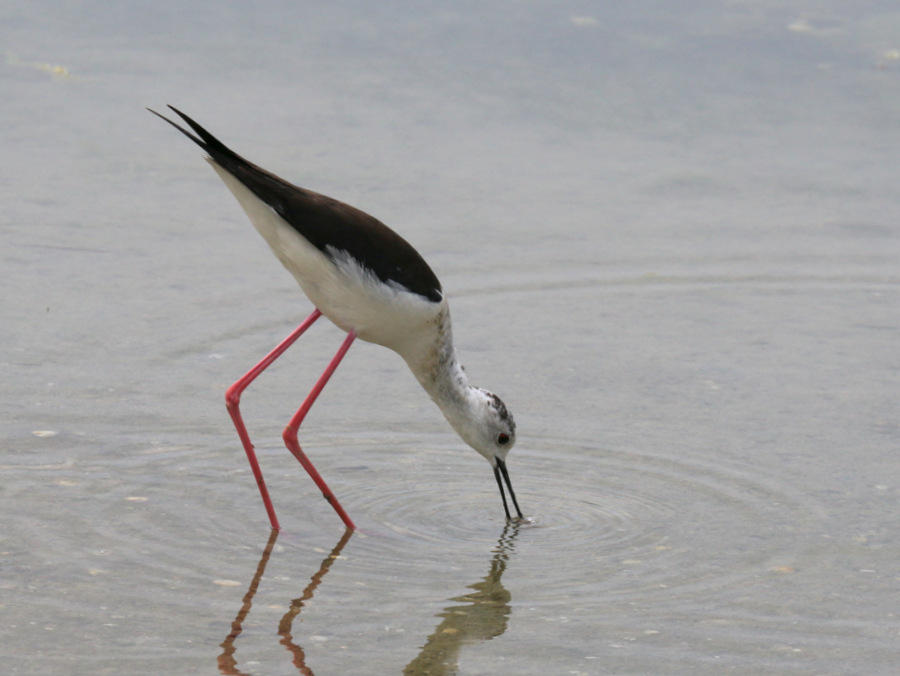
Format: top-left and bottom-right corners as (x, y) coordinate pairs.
(148, 105), (237, 161)
(147, 106), (201, 147)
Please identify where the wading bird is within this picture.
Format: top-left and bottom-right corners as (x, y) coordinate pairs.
(152, 107), (521, 531)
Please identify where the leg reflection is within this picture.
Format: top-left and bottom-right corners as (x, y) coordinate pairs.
(404, 523), (520, 676)
(218, 528), (280, 675)
(216, 527), (353, 676)
(278, 528), (354, 673)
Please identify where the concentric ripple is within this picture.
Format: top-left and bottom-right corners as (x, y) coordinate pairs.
(12, 424), (825, 641)
(306, 429), (825, 603)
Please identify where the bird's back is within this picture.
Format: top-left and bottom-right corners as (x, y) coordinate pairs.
(153, 107), (443, 304)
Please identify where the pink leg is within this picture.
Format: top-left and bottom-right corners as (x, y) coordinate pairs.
(283, 331), (357, 530)
(226, 309), (323, 531)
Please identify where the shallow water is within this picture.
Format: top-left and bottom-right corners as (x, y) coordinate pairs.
(4, 2), (900, 674)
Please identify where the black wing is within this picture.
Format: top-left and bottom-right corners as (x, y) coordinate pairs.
(150, 106), (443, 303)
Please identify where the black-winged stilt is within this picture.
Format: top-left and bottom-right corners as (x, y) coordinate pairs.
(151, 107), (521, 531)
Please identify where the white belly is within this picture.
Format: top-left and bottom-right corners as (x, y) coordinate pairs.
(210, 161), (443, 359)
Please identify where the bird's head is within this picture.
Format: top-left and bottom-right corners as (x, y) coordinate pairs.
(455, 388), (516, 465)
(447, 388), (522, 521)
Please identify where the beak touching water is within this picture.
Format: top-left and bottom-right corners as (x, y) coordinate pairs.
(493, 457), (522, 520)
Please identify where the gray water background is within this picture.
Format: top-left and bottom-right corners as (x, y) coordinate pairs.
(3, 2), (899, 674)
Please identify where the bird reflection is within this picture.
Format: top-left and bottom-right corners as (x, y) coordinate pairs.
(216, 523), (518, 675)
(404, 522), (520, 676)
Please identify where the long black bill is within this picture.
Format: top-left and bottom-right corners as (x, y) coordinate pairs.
(493, 458), (523, 520)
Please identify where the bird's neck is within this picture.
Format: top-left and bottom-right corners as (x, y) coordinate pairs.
(402, 305), (481, 440)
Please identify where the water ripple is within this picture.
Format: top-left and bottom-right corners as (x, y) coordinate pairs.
(317, 431), (824, 604)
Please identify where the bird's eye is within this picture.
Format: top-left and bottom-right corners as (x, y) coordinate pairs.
(497, 433), (510, 445)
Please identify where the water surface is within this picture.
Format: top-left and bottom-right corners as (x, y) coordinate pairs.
(3, 2), (899, 674)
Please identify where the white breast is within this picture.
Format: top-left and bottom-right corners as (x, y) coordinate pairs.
(209, 161), (444, 361)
